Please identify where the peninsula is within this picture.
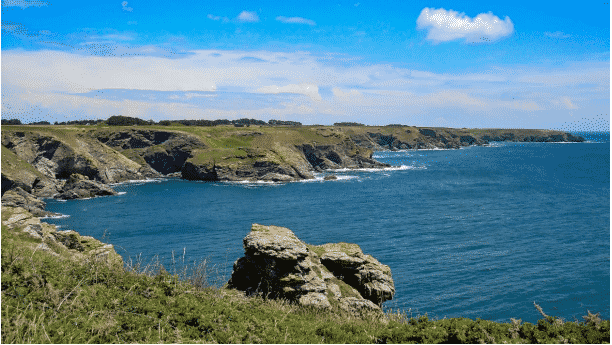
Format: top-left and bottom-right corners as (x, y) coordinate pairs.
(1, 118), (583, 213)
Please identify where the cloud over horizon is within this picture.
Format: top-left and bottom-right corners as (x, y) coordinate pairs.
(416, 7), (514, 43)
(1, 49), (607, 126)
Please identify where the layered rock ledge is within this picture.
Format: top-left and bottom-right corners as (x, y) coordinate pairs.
(227, 224), (395, 313)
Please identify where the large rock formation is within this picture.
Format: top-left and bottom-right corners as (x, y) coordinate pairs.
(56, 174), (117, 200)
(227, 224), (395, 313)
(1, 131), (147, 184)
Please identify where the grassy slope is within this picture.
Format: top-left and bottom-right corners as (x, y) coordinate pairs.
(2, 207), (609, 344)
(1, 145), (47, 182)
(1, 125), (142, 173)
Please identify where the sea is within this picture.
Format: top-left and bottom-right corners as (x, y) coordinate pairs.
(44, 132), (610, 324)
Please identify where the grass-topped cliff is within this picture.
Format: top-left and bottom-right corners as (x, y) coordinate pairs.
(2, 123), (583, 187)
(2, 206), (609, 344)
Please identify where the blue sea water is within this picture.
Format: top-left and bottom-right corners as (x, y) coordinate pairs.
(44, 134), (610, 324)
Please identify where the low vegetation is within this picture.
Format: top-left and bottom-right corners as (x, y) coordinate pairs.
(2, 209), (609, 344)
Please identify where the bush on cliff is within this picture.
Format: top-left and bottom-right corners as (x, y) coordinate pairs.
(106, 116), (151, 126)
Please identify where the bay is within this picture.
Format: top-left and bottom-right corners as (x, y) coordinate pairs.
(44, 135), (610, 323)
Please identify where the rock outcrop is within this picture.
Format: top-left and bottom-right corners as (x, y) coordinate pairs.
(56, 173), (117, 200)
(0, 187), (57, 217)
(2, 205), (123, 265)
(298, 144), (389, 171)
(227, 224), (394, 313)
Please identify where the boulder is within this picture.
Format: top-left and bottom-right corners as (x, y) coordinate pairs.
(227, 224), (395, 313)
(324, 175), (338, 181)
(56, 174), (117, 200)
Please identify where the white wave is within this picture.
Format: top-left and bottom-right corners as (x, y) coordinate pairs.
(117, 192), (127, 195)
(335, 175), (358, 180)
(109, 178), (166, 186)
(327, 165), (424, 172)
(221, 180), (285, 186)
(40, 214), (70, 220)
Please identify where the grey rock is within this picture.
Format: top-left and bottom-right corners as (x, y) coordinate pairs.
(227, 224), (395, 313)
(319, 243), (395, 305)
(56, 173), (117, 200)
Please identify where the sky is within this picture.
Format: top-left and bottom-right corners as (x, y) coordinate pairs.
(1, 0), (610, 129)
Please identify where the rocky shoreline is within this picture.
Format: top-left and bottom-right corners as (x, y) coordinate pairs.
(1, 125), (584, 213)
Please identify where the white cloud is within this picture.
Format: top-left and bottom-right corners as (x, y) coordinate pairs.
(257, 83), (322, 101)
(121, 1), (132, 12)
(208, 14), (229, 22)
(237, 11), (259, 23)
(276, 16), (316, 26)
(1, 49), (607, 126)
(416, 7), (514, 43)
(544, 31), (571, 38)
(2, 0), (48, 8)
(562, 97), (578, 109)
(332, 88), (366, 103)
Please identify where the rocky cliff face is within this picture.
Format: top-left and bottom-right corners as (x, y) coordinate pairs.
(349, 128), (583, 151)
(1, 129), (159, 214)
(227, 224), (395, 313)
(94, 129), (207, 175)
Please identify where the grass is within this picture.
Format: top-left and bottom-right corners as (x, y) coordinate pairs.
(2, 207), (609, 343)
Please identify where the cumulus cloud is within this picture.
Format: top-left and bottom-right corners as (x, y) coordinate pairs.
(416, 7), (513, 43)
(257, 83), (322, 101)
(121, 1), (132, 12)
(276, 16), (316, 26)
(237, 11), (259, 23)
(2, 0), (48, 8)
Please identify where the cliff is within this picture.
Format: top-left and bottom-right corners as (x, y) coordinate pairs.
(1, 124), (584, 209)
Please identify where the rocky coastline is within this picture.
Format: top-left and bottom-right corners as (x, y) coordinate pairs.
(1, 125), (584, 213)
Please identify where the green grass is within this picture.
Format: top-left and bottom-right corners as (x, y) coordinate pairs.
(2, 207), (609, 343)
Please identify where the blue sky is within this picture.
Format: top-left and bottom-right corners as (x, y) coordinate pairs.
(1, 0), (610, 129)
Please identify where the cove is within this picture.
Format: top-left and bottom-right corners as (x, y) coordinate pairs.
(44, 139), (610, 324)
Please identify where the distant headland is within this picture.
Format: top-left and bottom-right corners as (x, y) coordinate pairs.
(2, 116), (584, 211)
